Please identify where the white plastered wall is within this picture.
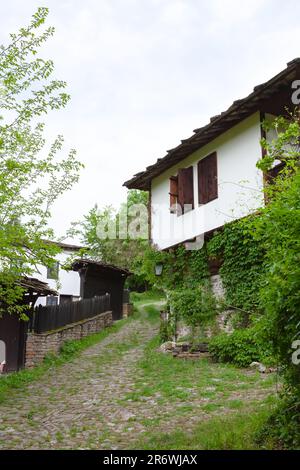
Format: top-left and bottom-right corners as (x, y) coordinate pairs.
(151, 112), (265, 250)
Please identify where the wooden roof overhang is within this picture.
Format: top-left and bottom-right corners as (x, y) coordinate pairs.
(124, 58), (300, 190)
(18, 277), (58, 297)
(0, 277), (57, 310)
(17, 277), (58, 306)
(71, 259), (132, 278)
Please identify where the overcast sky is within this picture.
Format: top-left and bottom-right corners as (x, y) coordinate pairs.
(1, 0), (300, 241)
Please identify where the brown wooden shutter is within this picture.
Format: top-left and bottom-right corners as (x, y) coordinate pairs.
(178, 166), (194, 214)
(169, 176), (178, 213)
(198, 152), (218, 205)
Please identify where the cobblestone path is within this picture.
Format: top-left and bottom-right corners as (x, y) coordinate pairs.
(0, 302), (276, 450)
(0, 303), (162, 449)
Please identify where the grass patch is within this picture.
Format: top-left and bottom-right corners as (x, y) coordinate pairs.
(127, 302), (278, 449)
(132, 334), (274, 404)
(130, 289), (165, 304)
(132, 401), (277, 450)
(143, 305), (161, 324)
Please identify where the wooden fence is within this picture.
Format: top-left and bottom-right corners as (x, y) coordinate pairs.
(30, 294), (111, 334)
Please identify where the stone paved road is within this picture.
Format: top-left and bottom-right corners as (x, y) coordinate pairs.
(0, 302), (164, 449)
(0, 301), (276, 450)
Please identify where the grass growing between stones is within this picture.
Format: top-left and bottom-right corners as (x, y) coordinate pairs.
(0, 297), (278, 450)
(126, 302), (278, 450)
(133, 402), (276, 450)
(0, 313), (138, 405)
(126, 332), (276, 405)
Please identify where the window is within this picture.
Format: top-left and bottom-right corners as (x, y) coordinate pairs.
(47, 262), (59, 280)
(169, 167), (194, 215)
(46, 296), (58, 306)
(198, 152), (218, 205)
(59, 295), (73, 305)
(178, 166), (194, 214)
(169, 176), (178, 213)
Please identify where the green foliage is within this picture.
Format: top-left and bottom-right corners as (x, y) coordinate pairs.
(168, 286), (217, 343)
(188, 248), (210, 286)
(159, 319), (172, 343)
(258, 113), (300, 174)
(251, 172), (300, 398)
(71, 190), (149, 275)
(140, 244), (209, 290)
(209, 329), (267, 368)
(250, 113), (300, 448)
(134, 405), (276, 450)
(130, 288), (165, 304)
(205, 112), (300, 447)
(250, 113), (300, 407)
(170, 287), (217, 329)
(207, 217), (265, 323)
(256, 395), (300, 449)
(0, 8), (82, 314)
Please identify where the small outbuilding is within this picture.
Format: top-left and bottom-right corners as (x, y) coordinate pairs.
(0, 277), (57, 373)
(71, 259), (131, 321)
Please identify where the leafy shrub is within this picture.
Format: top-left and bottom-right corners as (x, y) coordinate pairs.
(256, 395), (300, 449)
(169, 287), (217, 328)
(207, 217), (266, 321)
(159, 319), (173, 343)
(168, 286), (217, 343)
(209, 329), (267, 367)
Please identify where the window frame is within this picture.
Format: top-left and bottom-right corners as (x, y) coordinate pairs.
(169, 175), (179, 214)
(47, 261), (59, 280)
(197, 151), (218, 205)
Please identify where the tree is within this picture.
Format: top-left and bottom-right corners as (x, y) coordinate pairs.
(0, 8), (83, 316)
(72, 190), (150, 290)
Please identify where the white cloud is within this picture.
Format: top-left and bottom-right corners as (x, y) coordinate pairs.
(210, 0), (270, 24)
(1, 0), (300, 240)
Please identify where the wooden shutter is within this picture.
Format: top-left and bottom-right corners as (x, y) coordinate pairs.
(169, 176), (178, 213)
(198, 152), (218, 205)
(178, 166), (194, 214)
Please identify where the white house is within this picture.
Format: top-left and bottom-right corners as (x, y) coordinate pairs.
(34, 242), (83, 306)
(124, 59), (300, 250)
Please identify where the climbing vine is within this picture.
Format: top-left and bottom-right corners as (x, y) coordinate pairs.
(207, 217), (266, 325)
(140, 243), (209, 291)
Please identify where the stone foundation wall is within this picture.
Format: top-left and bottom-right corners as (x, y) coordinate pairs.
(123, 303), (134, 318)
(210, 274), (235, 333)
(25, 310), (113, 368)
(210, 274), (225, 300)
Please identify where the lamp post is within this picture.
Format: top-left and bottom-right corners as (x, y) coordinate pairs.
(155, 263), (163, 277)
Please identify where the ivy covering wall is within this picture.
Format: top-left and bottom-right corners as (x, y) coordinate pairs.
(142, 215), (265, 325)
(207, 217), (266, 323)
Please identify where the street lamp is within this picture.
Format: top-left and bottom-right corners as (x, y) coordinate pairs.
(155, 263), (163, 277)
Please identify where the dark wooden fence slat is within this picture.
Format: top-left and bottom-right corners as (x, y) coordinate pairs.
(32, 294), (111, 334)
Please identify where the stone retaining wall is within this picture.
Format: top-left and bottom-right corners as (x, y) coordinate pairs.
(25, 310), (113, 368)
(210, 274), (235, 333)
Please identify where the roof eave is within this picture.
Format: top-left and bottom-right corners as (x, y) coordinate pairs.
(123, 58), (300, 190)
